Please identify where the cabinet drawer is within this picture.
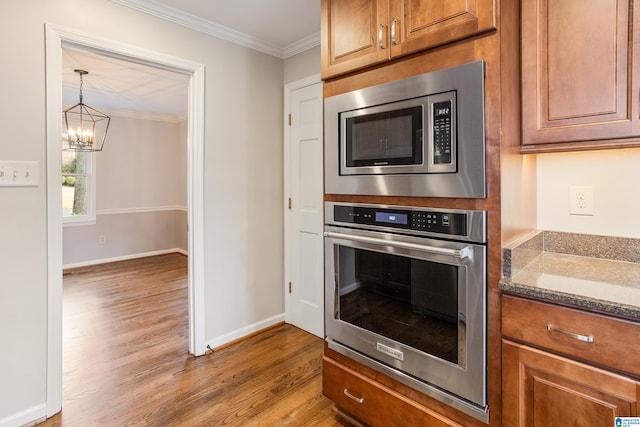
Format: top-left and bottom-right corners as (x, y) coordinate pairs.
(502, 295), (640, 377)
(322, 357), (462, 427)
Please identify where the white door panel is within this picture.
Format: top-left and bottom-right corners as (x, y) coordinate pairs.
(285, 78), (323, 338)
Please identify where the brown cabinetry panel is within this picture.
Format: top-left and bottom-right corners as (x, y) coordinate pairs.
(521, 0), (640, 151)
(322, 0), (389, 78)
(321, 0), (495, 79)
(323, 356), (463, 426)
(502, 340), (640, 426)
(390, 0), (494, 58)
(502, 294), (640, 377)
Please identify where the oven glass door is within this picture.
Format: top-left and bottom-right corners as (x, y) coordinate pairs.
(325, 225), (487, 408)
(339, 245), (461, 364)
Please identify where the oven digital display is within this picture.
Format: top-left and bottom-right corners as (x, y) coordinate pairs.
(375, 212), (408, 225)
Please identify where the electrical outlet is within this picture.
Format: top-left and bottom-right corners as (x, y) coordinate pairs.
(569, 185), (594, 216)
(99, 235), (106, 244)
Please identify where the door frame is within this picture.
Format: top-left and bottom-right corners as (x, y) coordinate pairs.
(283, 74), (322, 331)
(45, 23), (206, 417)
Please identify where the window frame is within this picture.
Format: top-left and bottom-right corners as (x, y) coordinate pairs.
(62, 151), (96, 226)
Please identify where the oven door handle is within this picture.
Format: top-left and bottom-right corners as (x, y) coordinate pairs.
(324, 231), (472, 260)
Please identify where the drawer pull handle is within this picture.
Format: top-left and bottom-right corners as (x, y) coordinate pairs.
(547, 324), (594, 343)
(343, 388), (364, 404)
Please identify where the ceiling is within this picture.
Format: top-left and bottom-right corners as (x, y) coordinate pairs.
(63, 48), (190, 118)
(63, 0), (320, 118)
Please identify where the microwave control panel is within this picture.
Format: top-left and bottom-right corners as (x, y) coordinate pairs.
(427, 91), (457, 174)
(432, 100), (452, 164)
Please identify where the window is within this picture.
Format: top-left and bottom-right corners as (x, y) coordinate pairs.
(62, 150), (96, 225)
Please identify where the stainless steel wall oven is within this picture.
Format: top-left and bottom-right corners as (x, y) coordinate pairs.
(324, 202), (488, 421)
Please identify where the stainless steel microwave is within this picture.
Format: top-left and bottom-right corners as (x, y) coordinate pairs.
(324, 61), (486, 198)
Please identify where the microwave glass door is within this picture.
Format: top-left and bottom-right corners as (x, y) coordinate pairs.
(342, 98), (424, 169)
(345, 107), (422, 167)
(335, 245), (465, 367)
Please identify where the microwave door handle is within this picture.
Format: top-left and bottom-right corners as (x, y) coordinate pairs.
(323, 231), (471, 260)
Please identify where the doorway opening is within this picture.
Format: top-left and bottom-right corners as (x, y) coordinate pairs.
(45, 23), (206, 418)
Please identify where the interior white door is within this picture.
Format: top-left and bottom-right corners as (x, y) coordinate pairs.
(285, 79), (324, 338)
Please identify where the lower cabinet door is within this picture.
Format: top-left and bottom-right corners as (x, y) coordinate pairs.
(502, 340), (640, 427)
(322, 356), (462, 427)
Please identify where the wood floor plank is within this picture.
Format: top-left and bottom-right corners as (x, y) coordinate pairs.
(37, 253), (353, 427)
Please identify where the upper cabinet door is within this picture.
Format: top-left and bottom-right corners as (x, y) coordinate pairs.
(321, 0), (495, 79)
(389, 0), (496, 58)
(321, 0), (390, 78)
(521, 0), (640, 151)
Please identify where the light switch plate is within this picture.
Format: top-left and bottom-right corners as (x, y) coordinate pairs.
(0, 161), (39, 187)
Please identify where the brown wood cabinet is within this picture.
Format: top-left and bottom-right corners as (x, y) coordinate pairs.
(320, 0), (496, 79)
(502, 341), (640, 426)
(323, 356), (464, 427)
(502, 295), (640, 426)
(521, 0), (640, 152)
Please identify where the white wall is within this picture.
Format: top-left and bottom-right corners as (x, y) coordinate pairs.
(97, 115), (186, 210)
(284, 45), (320, 84)
(537, 147), (640, 238)
(63, 114), (188, 266)
(0, 1), (284, 424)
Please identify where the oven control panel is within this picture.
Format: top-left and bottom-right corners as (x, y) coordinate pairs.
(333, 204), (467, 237)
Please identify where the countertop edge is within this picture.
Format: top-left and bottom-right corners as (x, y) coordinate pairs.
(499, 278), (640, 321)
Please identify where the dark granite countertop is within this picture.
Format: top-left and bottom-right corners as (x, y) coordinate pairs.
(500, 231), (640, 321)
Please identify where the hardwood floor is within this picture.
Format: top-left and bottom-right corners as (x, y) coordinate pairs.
(38, 253), (352, 427)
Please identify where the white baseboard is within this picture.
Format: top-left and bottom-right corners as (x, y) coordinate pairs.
(63, 248), (188, 270)
(0, 403), (46, 427)
(339, 281), (361, 296)
(204, 313), (286, 350)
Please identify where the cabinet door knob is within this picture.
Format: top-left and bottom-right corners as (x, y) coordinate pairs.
(547, 324), (594, 343)
(343, 388), (365, 404)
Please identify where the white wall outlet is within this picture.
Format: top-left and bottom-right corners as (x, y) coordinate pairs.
(569, 185), (594, 216)
(99, 235), (106, 244)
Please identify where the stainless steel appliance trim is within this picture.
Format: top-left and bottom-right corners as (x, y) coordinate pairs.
(324, 60), (486, 198)
(323, 230), (472, 259)
(327, 339), (490, 423)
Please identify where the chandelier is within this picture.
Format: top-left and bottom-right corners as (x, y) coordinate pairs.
(63, 69), (111, 152)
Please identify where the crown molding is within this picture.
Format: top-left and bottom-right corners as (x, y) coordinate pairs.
(283, 32), (320, 58)
(111, 0), (318, 59)
(106, 108), (187, 123)
(63, 104), (186, 123)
